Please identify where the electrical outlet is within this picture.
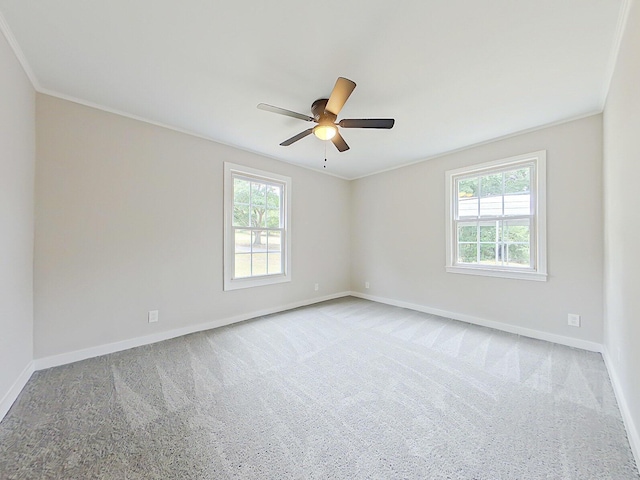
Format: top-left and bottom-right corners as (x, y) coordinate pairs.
(148, 310), (159, 323)
(365, 281), (370, 289)
(314, 283), (319, 291)
(567, 313), (580, 327)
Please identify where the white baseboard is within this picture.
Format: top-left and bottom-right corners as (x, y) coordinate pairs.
(349, 291), (603, 352)
(10, 291), (638, 470)
(31, 291), (603, 371)
(602, 347), (640, 468)
(34, 291), (351, 370)
(0, 361), (35, 422)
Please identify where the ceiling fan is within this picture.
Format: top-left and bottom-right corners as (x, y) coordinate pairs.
(257, 77), (395, 152)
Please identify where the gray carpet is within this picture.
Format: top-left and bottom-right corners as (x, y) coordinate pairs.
(0, 297), (638, 479)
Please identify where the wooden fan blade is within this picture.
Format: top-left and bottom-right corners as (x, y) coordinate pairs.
(331, 132), (350, 152)
(280, 128), (314, 146)
(258, 103), (314, 122)
(339, 118), (395, 129)
(325, 77), (356, 116)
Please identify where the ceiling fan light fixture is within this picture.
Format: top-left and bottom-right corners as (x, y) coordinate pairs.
(313, 124), (337, 141)
(259, 77), (394, 153)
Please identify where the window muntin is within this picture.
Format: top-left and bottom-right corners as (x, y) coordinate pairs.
(224, 163), (291, 290)
(446, 151), (547, 281)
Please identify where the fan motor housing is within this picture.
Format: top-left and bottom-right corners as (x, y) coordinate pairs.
(311, 99), (336, 122)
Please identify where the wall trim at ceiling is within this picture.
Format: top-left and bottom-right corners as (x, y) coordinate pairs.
(0, 10), (40, 90)
(349, 109), (603, 181)
(40, 88), (604, 182)
(0, 4), (610, 182)
(37, 89), (351, 181)
(0, 4), (617, 181)
(0, 6), (346, 182)
(600, 0), (633, 110)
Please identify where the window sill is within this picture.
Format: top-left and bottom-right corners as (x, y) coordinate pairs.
(446, 266), (547, 282)
(224, 273), (290, 291)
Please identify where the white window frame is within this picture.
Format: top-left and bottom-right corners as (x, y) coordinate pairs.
(224, 162), (291, 291)
(445, 151), (547, 281)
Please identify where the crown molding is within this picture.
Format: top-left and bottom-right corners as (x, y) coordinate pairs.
(600, 0), (633, 110)
(0, 10), (40, 90)
(350, 110), (602, 181)
(38, 88), (351, 181)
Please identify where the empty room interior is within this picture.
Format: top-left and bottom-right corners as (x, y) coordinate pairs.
(1, 0), (639, 478)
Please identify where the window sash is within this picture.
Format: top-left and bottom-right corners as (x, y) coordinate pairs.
(232, 173), (284, 229)
(231, 226), (285, 279)
(453, 162), (535, 221)
(453, 217), (535, 270)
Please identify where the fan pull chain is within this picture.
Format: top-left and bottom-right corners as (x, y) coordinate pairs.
(324, 142), (327, 169)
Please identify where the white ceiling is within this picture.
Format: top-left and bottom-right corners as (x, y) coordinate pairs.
(0, 0), (625, 179)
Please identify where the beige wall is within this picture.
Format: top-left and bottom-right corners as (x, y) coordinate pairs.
(35, 94), (351, 358)
(30, 93), (608, 360)
(0, 34), (35, 403)
(603, 0), (640, 457)
(351, 115), (604, 345)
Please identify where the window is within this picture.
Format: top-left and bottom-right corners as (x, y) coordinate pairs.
(224, 163), (291, 290)
(445, 151), (547, 281)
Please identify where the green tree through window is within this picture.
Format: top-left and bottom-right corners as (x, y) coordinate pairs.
(231, 175), (284, 279)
